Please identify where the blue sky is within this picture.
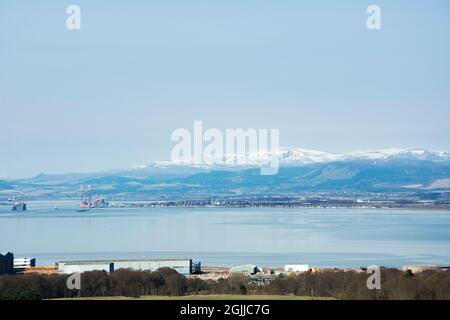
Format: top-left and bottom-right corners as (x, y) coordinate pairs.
(1, 0), (449, 178)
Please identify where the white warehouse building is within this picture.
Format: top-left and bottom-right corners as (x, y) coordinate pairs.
(284, 264), (310, 273)
(229, 264), (261, 275)
(57, 258), (200, 275)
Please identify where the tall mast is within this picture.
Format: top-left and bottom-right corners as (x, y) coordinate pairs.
(80, 185), (84, 203)
(88, 185), (92, 204)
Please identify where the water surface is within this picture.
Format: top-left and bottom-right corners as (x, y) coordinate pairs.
(0, 201), (449, 268)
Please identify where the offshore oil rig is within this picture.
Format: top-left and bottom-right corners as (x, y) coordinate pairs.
(11, 196), (27, 211)
(80, 185), (108, 208)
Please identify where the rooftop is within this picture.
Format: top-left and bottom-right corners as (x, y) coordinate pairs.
(58, 258), (192, 265)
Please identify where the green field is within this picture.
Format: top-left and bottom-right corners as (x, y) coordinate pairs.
(56, 294), (334, 300)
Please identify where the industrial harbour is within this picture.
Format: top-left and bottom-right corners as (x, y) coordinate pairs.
(3, 251), (447, 282)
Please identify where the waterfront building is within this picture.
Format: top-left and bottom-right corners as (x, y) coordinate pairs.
(229, 264), (261, 275)
(284, 264), (310, 273)
(57, 258), (200, 275)
(58, 260), (114, 274)
(0, 252), (14, 275)
(401, 264), (449, 273)
(13, 257), (36, 273)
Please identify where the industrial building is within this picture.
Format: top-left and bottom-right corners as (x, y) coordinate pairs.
(229, 264), (261, 275)
(57, 258), (200, 275)
(58, 260), (114, 274)
(284, 264), (310, 273)
(0, 252), (14, 275)
(13, 257), (36, 273)
(401, 264), (449, 274)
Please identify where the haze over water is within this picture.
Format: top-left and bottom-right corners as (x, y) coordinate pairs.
(1, 201), (449, 268)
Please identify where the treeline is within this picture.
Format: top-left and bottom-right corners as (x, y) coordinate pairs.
(262, 268), (450, 300)
(1, 267), (449, 300)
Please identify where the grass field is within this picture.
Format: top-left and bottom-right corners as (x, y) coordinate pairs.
(55, 294), (334, 300)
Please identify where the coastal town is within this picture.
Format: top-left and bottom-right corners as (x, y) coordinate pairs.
(105, 193), (450, 210)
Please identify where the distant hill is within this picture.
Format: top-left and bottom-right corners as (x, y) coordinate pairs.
(3, 148), (450, 200)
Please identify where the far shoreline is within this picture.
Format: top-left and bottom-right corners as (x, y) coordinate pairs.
(2, 199), (450, 211)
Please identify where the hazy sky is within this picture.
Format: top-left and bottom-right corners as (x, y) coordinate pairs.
(1, 0), (449, 178)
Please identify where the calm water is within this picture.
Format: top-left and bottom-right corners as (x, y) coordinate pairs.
(0, 201), (449, 268)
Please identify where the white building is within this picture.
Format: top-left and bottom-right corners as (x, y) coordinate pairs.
(13, 257), (36, 273)
(58, 261), (114, 274)
(284, 264), (310, 273)
(229, 264), (261, 275)
(57, 258), (199, 275)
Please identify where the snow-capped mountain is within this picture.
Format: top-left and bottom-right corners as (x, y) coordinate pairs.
(339, 148), (450, 162)
(9, 147), (450, 199)
(152, 147), (450, 169)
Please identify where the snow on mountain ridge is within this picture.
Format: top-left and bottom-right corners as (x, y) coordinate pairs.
(343, 148), (450, 161)
(150, 147), (450, 169)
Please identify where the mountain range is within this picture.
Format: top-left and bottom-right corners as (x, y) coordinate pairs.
(154, 147), (450, 168)
(1, 148), (450, 200)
